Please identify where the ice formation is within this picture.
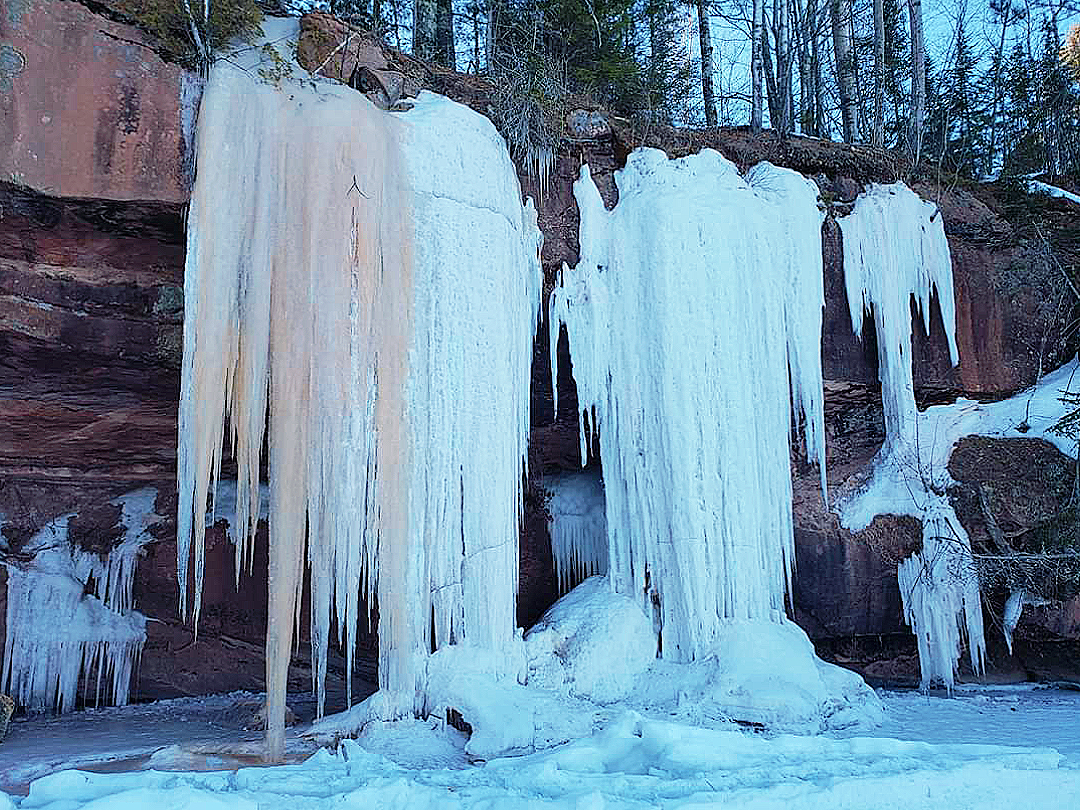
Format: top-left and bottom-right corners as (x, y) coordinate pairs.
(549, 149), (827, 662)
(1, 488), (157, 711)
(178, 30), (542, 760)
(545, 471), (608, 593)
(837, 183), (985, 688)
(897, 497), (986, 689)
(838, 183), (958, 452)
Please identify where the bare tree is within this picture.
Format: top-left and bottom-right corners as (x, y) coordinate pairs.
(873, 0), (885, 147)
(907, 0), (927, 162)
(831, 0), (857, 141)
(752, 0), (765, 130)
(435, 0), (455, 67)
(414, 0), (437, 59)
(699, 0), (718, 126)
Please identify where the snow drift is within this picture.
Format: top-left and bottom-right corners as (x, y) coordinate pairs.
(179, 32), (542, 760)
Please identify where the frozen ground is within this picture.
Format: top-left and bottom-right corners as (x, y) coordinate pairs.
(2, 685), (1080, 808)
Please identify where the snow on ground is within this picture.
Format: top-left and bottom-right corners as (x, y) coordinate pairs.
(3, 687), (1080, 808)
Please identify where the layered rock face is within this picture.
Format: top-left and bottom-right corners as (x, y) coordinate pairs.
(2, 3), (1078, 704)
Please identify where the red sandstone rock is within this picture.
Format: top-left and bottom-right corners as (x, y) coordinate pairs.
(0, 0), (197, 203)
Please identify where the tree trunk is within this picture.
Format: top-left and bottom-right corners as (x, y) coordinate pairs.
(810, 0), (823, 135)
(698, 0), (718, 127)
(752, 0), (764, 131)
(414, 0), (437, 59)
(872, 0), (885, 147)
(435, 0), (455, 67)
(987, 9), (1009, 175)
(830, 0), (856, 142)
(794, 0), (811, 134)
(777, 0), (794, 135)
(907, 0), (926, 163)
(763, 21), (780, 127)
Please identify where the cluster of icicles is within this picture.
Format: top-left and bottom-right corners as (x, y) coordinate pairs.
(178, 59), (542, 758)
(173, 47), (977, 758)
(2, 489), (157, 711)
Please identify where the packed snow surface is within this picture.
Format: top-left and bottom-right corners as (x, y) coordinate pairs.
(550, 149), (827, 664)
(545, 470), (608, 593)
(1, 488), (158, 711)
(179, 24), (542, 758)
(5, 687), (1080, 808)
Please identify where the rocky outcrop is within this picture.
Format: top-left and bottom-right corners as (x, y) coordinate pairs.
(0, 0), (198, 202)
(3, 5), (1079, 707)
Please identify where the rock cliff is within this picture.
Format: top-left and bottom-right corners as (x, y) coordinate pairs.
(2, 2), (1078, 703)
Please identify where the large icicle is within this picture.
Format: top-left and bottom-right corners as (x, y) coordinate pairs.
(837, 182), (984, 687)
(897, 496), (985, 689)
(838, 183), (958, 452)
(550, 149), (827, 662)
(1, 488), (157, 711)
(179, 29), (541, 761)
(545, 471), (608, 594)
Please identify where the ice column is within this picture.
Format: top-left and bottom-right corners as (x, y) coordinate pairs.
(179, 57), (541, 759)
(1, 489), (156, 711)
(550, 149), (827, 661)
(838, 183), (984, 687)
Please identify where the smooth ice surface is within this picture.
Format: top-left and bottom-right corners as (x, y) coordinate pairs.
(2, 489), (157, 712)
(7, 689), (1080, 808)
(178, 30), (542, 758)
(549, 149), (827, 663)
(545, 471), (608, 593)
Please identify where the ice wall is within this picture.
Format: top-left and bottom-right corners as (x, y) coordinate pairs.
(1, 488), (156, 711)
(837, 183), (984, 688)
(179, 41), (541, 759)
(545, 471), (608, 594)
(550, 149), (827, 662)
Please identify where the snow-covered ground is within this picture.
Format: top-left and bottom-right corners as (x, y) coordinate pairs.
(3, 685), (1080, 808)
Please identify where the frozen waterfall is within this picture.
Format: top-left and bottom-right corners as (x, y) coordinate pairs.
(178, 43), (542, 760)
(1, 488), (157, 711)
(837, 183), (984, 689)
(549, 149), (827, 662)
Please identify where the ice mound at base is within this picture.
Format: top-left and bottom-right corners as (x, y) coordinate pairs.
(525, 576), (656, 704)
(525, 577), (883, 735)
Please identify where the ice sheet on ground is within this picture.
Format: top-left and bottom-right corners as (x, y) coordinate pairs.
(8, 696), (1080, 809)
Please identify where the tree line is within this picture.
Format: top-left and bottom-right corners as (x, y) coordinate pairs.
(299, 0), (1080, 178)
